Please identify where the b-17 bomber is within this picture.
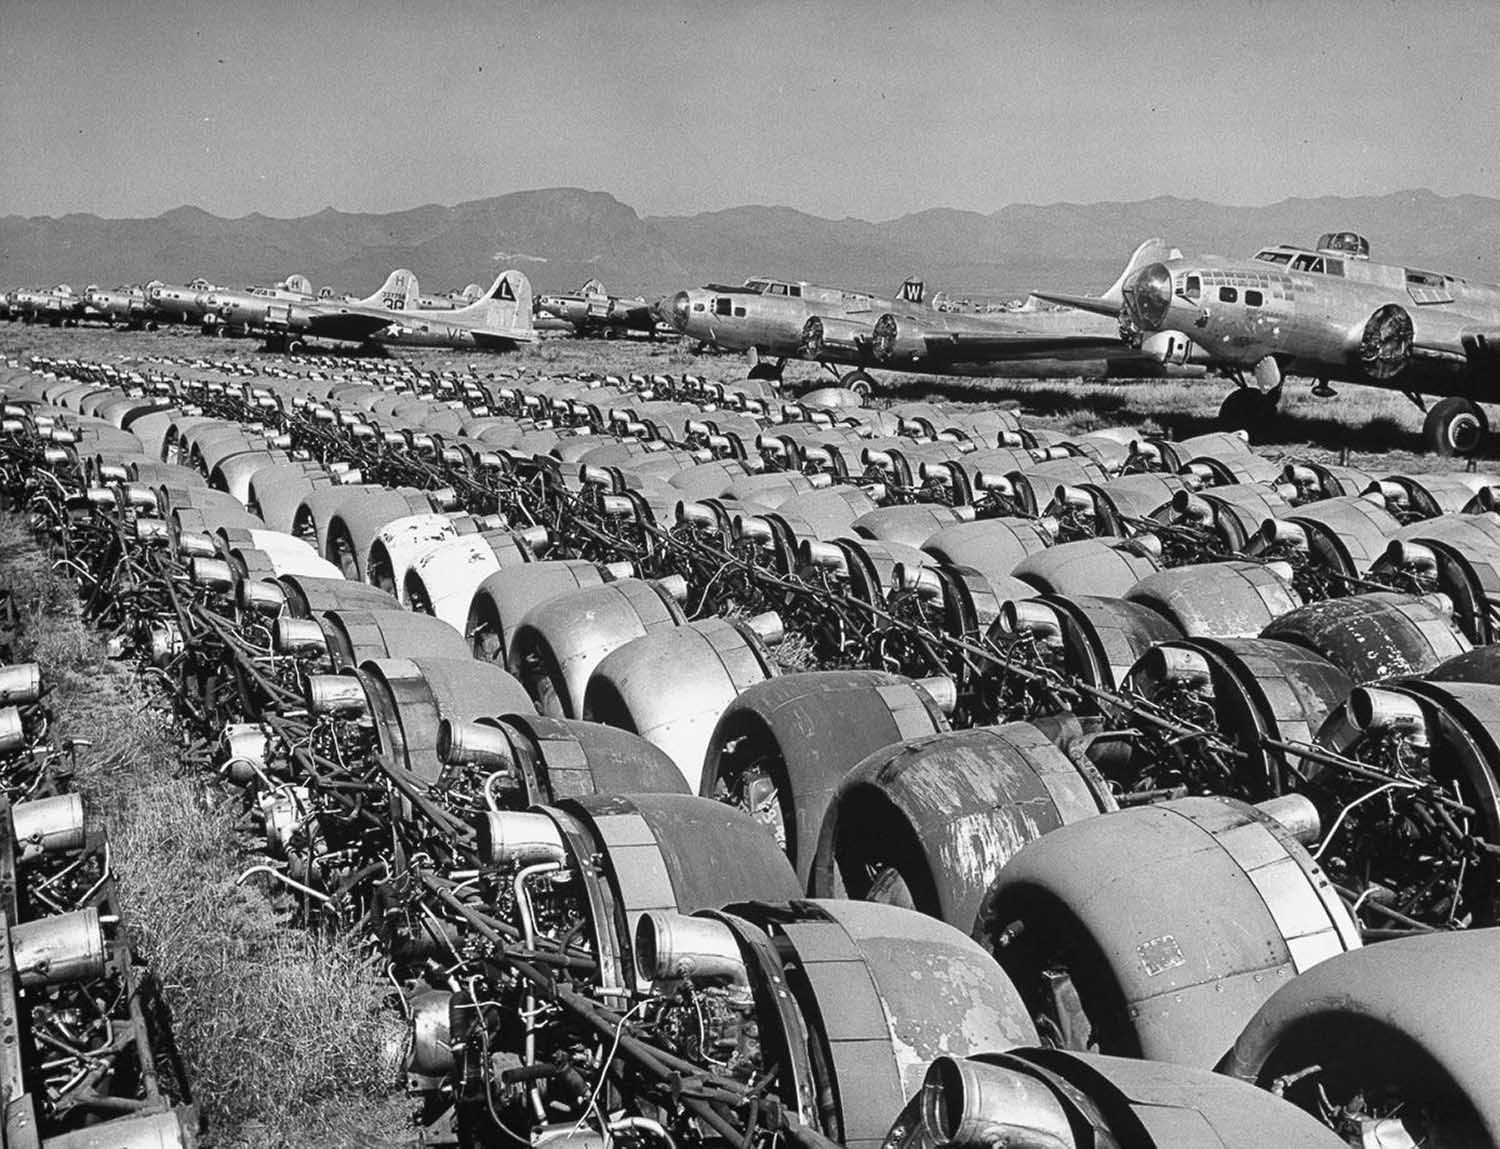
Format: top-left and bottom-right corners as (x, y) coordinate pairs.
(665, 241), (1204, 394)
(1048, 231), (1500, 456)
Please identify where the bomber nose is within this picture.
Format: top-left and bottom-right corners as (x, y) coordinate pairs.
(668, 291), (691, 332)
(1121, 262), (1173, 330)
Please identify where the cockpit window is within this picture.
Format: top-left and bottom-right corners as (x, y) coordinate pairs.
(789, 285), (802, 297)
(768, 283), (787, 296)
(1322, 258), (1345, 277)
(1290, 254), (1326, 274)
(1254, 250), (1294, 265)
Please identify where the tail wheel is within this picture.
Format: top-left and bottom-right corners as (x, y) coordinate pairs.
(287, 338), (306, 356)
(1423, 396), (1487, 457)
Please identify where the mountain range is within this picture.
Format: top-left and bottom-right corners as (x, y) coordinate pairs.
(4, 187), (1499, 302)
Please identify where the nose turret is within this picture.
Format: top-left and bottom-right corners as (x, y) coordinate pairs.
(1121, 262), (1173, 330)
(667, 291), (691, 332)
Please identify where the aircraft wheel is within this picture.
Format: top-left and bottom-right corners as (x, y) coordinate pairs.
(1218, 388), (1274, 437)
(1423, 396), (1487, 457)
(146, 321), (159, 331)
(838, 369), (876, 399)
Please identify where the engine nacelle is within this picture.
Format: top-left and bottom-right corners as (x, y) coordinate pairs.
(892, 1050), (1347, 1149)
(799, 315), (871, 360)
(1139, 329), (1209, 366)
(871, 313), (927, 363)
(1356, 303), (1414, 381)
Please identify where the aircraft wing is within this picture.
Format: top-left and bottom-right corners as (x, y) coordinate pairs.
(1398, 309), (1500, 368)
(876, 311), (1127, 366)
(288, 300), (402, 341)
(1459, 325), (1500, 361)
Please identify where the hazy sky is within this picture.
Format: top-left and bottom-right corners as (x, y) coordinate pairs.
(2, 0), (1496, 221)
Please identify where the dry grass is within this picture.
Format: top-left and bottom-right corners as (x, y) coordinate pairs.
(6, 322), (1477, 479)
(0, 518), (408, 1148)
(875, 369), (1476, 476)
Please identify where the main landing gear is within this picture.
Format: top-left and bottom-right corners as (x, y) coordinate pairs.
(809, 362), (878, 400)
(1217, 356), (1282, 439)
(838, 369), (875, 399)
(1421, 395), (1488, 457)
(261, 332), (306, 356)
(744, 348), (786, 382)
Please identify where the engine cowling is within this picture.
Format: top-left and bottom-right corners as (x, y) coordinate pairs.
(1139, 329), (1206, 366)
(1358, 303), (1414, 381)
(872, 313), (927, 363)
(799, 315), (870, 360)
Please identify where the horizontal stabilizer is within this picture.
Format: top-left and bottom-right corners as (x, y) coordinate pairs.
(1031, 291), (1122, 317)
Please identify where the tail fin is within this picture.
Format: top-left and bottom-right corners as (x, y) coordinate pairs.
(580, 278), (607, 298)
(456, 270), (534, 334)
(1034, 238), (1179, 315)
(282, 273), (313, 296)
(895, 278), (926, 305)
(361, 268), (420, 310)
(1099, 238), (1172, 306)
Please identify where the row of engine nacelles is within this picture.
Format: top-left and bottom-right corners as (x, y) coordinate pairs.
(403, 779), (1468, 1148)
(897, 924), (1500, 1148)
(21, 358), (1500, 1145)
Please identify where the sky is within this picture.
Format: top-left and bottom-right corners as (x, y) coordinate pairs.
(2, 0), (1497, 222)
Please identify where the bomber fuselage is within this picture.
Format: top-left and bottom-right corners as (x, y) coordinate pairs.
(1122, 233), (1500, 396)
(667, 277), (887, 359)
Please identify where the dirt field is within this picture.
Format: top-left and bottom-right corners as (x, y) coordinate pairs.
(3, 320), (1481, 478)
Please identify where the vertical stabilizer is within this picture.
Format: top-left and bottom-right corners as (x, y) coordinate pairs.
(457, 270), (534, 334)
(1100, 239), (1171, 305)
(895, 278), (927, 305)
(361, 268), (421, 310)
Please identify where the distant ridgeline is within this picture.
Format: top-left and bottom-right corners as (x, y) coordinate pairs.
(2, 186), (1497, 301)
